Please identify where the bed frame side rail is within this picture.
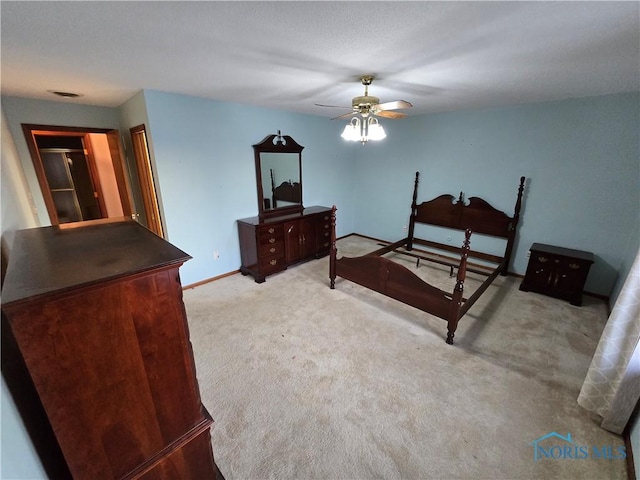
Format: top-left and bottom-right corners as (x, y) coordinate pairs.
(409, 237), (504, 265)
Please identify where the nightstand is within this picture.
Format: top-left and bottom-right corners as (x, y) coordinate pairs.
(519, 243), (594, 306)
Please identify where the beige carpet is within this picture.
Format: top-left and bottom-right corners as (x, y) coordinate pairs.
(183, 235), (627, 480)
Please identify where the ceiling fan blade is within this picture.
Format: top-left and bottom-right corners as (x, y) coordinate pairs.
(375, 110), (408, 119)
(315, 103), (352, 109)
(331, 111), (356, 120)
(375, 100), (413, 111)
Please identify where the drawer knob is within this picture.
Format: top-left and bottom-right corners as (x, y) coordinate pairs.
(270, 259), (277, 266)
(324, 216), (329, 220)
(268, 227), (275, 234)
(538, 256), (548, 263)
(269, 238), (276, 244)
(569, 263), (581, 270)
(269, 247), (276, 253)
(324, 232), (329, 237)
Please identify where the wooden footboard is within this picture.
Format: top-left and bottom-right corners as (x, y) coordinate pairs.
(329, 206), (472, 344)
(334, 254), (453, 320)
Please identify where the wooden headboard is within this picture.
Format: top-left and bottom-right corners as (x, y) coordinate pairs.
(407, 172), (525, 272)
(414, 194), (514, 238)
(409, 172), (525, 238)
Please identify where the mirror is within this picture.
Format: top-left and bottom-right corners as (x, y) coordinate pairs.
(254, 131), (304, 219)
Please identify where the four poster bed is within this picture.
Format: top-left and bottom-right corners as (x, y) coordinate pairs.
(329, 172), (525, 344)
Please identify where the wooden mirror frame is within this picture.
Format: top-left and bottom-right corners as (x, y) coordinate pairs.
(254, 131), (304, 220)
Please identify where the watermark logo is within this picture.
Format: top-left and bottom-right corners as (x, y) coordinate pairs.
(529, 432), (626, 462)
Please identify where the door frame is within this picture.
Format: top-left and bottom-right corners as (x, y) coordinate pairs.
(22, 124), (134, 226)
(130, 124), (164, 237)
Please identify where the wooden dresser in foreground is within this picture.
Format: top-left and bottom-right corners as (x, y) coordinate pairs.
(1, 220), (223, 479)
(237, 206), (332, 283)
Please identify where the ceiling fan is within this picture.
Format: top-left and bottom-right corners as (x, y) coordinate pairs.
(315, 75), (413, 120)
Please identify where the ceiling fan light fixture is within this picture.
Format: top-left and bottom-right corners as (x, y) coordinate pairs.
(324, 75), (411, 144)
(341, 115), (386, 144)
(367, 117), (386, 141)
(341, 117), (361, 141)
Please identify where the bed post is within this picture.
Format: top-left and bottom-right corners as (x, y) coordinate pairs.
(447, 229), (471, 345)
(329, 205), (337, 289)
(501, 176), (525, 276)
(270, 168), (277, 208)
(406, 171), (420, 251)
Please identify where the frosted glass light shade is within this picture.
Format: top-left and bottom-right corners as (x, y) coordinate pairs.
(341, 117), (361, 141)
(367, 118), (386, 141)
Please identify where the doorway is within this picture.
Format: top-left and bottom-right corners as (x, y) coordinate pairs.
(33, 135), (104, 223)
(22, 124), (163, 237)
(130, 125), (164, 237)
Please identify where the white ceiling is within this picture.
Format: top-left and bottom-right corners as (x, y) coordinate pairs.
(1, 1), (639, 117)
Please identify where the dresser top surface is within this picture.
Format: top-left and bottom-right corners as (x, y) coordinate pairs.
(2, 220), (191, 307)
(237, 205), (332, 226)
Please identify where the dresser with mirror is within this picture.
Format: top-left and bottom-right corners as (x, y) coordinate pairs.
(237, 132), (331, 283)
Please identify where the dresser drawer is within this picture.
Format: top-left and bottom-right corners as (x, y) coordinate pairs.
(259, 255), (285, 275)
(259, 241), (284, 258)
(317, 231), (331, 252)
(258, 234), (283, 250)
(316, 213), (331, 252)
(258, 225), (283, 249)
(258, 224), (283, 240)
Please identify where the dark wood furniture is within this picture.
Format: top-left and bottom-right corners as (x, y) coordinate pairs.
(330, 172), (526, 344)
(519, 243), (594, 306)
(238, 206), (332, 283)
(1, 220), (222, 479)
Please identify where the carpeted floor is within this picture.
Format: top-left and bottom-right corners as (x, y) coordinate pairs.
(183, 235), (627, 480)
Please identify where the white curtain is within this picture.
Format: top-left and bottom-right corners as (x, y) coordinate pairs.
(578, 248), (640, 434)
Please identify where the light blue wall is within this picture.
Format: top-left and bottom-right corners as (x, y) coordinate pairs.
(1, 91), (638, 477)
(6, 92), (635, 297)
(142, 90), (355, 286)
(352, 93), (640, 298)
(1, 107), (46, 479)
